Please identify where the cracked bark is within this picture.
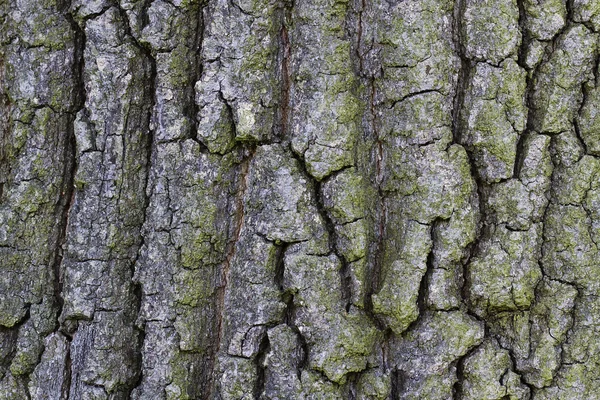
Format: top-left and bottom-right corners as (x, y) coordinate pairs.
(3, 0), (600, 399)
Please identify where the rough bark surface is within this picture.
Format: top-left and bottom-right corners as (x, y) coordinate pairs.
(1, 0), (600, 399)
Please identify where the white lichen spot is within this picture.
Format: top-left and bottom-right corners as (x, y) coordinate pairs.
(235, 102), (255, 138)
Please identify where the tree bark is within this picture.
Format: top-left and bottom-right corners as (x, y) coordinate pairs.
(1, 0), (600, 399)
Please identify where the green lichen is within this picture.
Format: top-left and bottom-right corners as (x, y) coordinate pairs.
(468, 224), (542, 316)
(373, 219), (431, 335)
(463, 0), (521, 64)
(532, 25), (597, 133)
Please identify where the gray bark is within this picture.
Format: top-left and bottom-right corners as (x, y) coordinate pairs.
(1, 0), (600, 399)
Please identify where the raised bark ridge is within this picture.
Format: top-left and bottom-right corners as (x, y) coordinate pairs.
(1, 0), (600, 399)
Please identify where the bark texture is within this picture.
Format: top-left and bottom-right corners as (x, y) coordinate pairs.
(1, 0), (600, 399)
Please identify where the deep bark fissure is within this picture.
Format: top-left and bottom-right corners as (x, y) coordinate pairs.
(0, 326), (18, 376)
(273, 241), (290, 293)
(515, 0), (530, 70)
(449, 2), (508, 395)
(60, 335), (73, 400)
(187, 3), (206, 143)
(355, 0), (365, 73)
(273, 240), (309, 380)
(416, 220), (440, 317)
(346, 372), (358, 400)
(314, 177), (354, 311)
(451, 0), (470, 146)
(52, 113), (77, 399)
(452, 342), (482, 400)
(529, 135), (581, 391)
(573, 117), (589, 155)
(0, 56), (12, 189)
(0, 308), (30, 373)
(213, 147), (255, 372)
(46, 10), (89, 396)
(53, 6), (86, 326)
(512, 38), (547, 178)
(347, 0), (391, 336)
(451, 0), (486, 317)
(125, 41), (158, 400)
(97, 5), (160, 397)
(253, 332), (270, 400)
(278, 18), (291, 141)
(364, 77), (388, 333)
(505, 343), (537, 398)
(390, 367), (402, 400)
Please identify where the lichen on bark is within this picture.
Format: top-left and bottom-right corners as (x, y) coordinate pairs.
(2, 0), (600, 399)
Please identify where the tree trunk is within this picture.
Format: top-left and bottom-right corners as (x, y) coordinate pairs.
(1, 0), (600, 398)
